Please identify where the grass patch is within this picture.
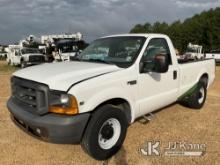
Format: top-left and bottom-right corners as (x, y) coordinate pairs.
(0, 61), (19, 74)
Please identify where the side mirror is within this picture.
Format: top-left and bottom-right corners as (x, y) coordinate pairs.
(154, 54), (169, 73)
(141, 54), (169, 73)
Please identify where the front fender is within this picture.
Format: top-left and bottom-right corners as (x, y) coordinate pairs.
(79, 87), (137, 123)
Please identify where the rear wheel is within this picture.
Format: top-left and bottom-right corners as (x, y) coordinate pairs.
(81, 104), (128, 160)
(181, 81), (207, 109)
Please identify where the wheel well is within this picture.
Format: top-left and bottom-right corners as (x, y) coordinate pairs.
(200, 73), (208, 87)
(94, 98), (132, 123)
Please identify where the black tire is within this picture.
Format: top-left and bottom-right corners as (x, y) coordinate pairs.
(21, 61), (26, 68)
(81, 104), (128, 160)
(184, 81), (207, 109)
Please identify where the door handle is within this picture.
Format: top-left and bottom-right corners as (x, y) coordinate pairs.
(127, 80), (137, 85)
(173, 70), (177, 80)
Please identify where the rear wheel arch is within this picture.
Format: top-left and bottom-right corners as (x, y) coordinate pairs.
(199, 73), (208, 88)
(180, 74), (208, 109)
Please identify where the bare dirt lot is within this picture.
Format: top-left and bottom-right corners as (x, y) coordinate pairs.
(0, 61), (219, 165)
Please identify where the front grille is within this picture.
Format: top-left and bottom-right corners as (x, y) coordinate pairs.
(29, 56), (45, 62)
(13, 85), (37, 108)
(11, 77), (49, 115)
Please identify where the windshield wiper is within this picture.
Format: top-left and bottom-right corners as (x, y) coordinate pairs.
(71, 58), (115, 65)
(85, 59), (114, 65)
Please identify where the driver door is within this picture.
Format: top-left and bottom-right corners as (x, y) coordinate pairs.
(137, 38), (179, 116)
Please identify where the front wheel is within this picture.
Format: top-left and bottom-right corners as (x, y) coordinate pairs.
(21, 61), (26, 68)
(81, 105), (128, 160)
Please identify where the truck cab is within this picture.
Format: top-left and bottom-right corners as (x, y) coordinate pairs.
(7, 47), (46, 68)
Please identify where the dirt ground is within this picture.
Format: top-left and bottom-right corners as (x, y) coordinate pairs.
(0, 61), (219, 165)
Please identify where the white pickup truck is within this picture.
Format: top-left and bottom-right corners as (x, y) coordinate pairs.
(7, 47), (46, 68)
(7, 34), (215, 160)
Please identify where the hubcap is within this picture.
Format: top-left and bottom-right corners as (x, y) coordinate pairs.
(198, 87), (205, 104)
(100, 124), (114, 140)
(98, 118), (121, 150)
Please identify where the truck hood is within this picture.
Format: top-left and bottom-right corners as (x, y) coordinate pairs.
(13, 61), (122, 91)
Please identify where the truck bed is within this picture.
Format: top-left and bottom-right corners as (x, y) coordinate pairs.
(178, 58), (215, 98)
(178, 58), (213, 64)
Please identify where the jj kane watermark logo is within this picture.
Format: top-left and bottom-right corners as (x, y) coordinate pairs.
(139, 141), (206, 157)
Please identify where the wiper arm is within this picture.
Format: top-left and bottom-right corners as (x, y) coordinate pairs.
(85, 59), (114, 65)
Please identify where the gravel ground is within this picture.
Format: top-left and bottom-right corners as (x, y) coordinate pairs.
(0, 61), (219, 165)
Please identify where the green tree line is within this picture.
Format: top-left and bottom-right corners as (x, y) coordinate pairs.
(130, 7), (220, 53)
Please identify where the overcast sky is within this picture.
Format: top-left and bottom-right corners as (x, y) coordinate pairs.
(0, 0), (220, 44)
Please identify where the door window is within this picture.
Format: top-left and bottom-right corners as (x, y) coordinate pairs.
(142, 38), (172, 64)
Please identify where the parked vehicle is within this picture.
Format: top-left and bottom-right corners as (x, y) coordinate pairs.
(6, 45), (21, 65)
(41, 33), (83, 62)
(184, 43), (204, 60)
(0, 50), (7, 60)
(7, 34), (215, 160)
(54, 40), (81, 61)
(205, 50), (220, 63)
(7, 47), (46, 68)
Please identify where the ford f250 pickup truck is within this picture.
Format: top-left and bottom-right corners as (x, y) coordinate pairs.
(7, 34), (215, 160)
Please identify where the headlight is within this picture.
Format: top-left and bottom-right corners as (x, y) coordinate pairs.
(49, 91), (78, 115)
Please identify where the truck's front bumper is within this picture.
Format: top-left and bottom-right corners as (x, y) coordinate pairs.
(7, 98), (90, 144)
(26, 62), (45, 66)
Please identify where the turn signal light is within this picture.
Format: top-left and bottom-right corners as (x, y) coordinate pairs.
(49, 96), (78, 115)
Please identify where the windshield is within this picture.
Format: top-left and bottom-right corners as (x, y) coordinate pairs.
(77, 36), (146, 68)
(21, 48), (40, 54)
(60, 45), (78, 53)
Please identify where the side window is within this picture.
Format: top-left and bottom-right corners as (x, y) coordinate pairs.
(15, 50), (19, 56)
(142, 38), (172, 65)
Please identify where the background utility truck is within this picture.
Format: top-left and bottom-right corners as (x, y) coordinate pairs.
(7, 46), (46, 68)
(7, 34), (215, 160)
(184, 43), (204, 60)
(41, 33), (83, 61)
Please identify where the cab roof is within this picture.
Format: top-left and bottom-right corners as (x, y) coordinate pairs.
(101, 33), (168, 39)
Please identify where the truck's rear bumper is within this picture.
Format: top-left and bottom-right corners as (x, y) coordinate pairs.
(7, 98), (90, 144)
